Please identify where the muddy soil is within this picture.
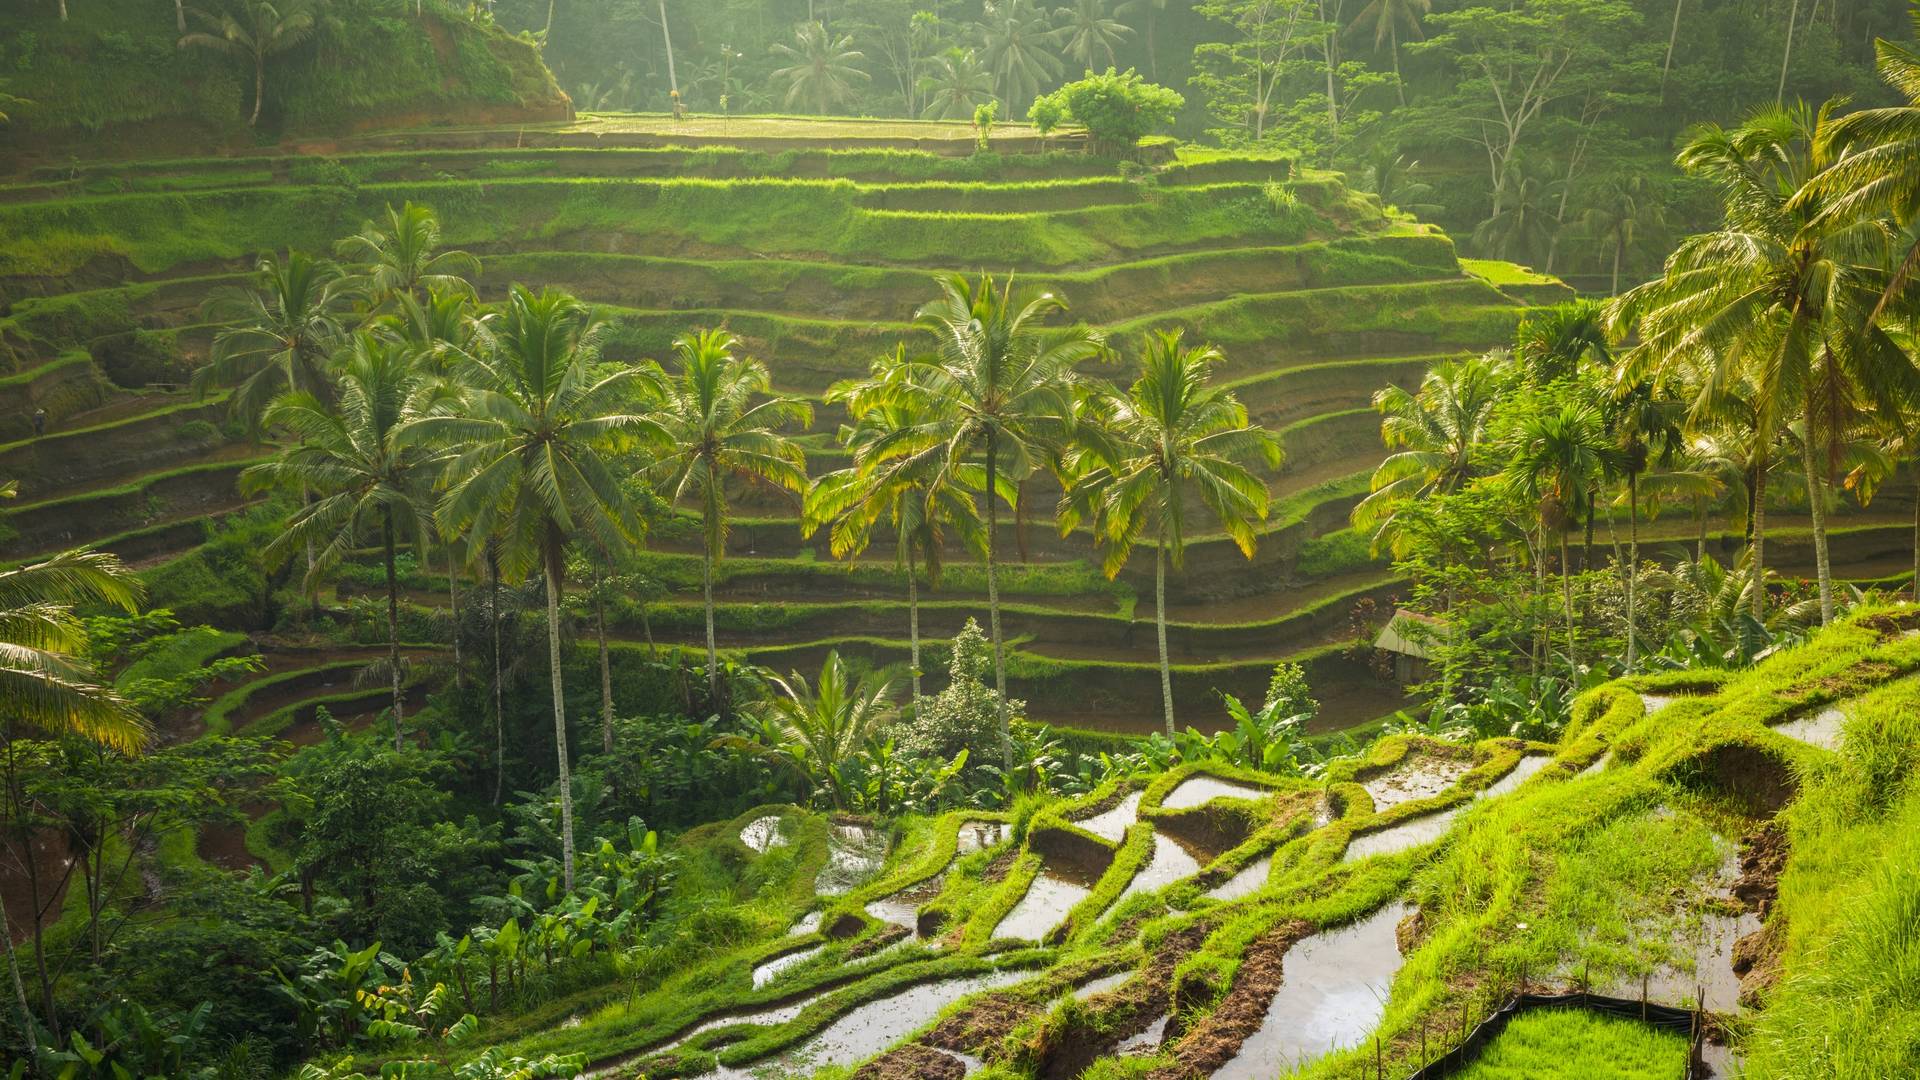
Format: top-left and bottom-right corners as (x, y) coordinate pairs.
(1359, 754), (1473, 812)
(850, 1043), (967, 1080)
(1148, 920), (1312, 1079)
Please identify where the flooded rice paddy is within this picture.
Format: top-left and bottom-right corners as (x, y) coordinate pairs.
(1342, 806), (1464, 863)
(1480, 753), (1553, 799)
(1118, 831), (1206, 902)
(1772, 707), (1845, 750)
(1205, 855), (1273, 902)
(1074, 791), (1143, 841)
(740, 816), (788, 853)
(816, 823), (887, 896)
(1162, 776), (1273, 810)
(752, 945), (822, 989)
(1360, 755), (1472, 811)
(992, 865), (1098, 941)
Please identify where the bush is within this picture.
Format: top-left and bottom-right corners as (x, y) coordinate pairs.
(1033, 68), (1184, 156)
(893, 618), (1024, 763)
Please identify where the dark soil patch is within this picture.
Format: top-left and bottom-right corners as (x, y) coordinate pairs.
(981, 849), (1019, 884)
(1856, 610), (1920, 638)
(851, 1044), (967, 1080)
(846, 925), (909, 960)
(922, 991), (1040, 1058)
(1682, 743), (1799, 816)
(1026, 924), (1211, 1080)
(1809, 659), (1895, 697)
(1731, 821), (1788, 1006)
(1152, 920), (1313, 1080)
(1029, 824), (1116, 876)
(826, 912), (867, 939)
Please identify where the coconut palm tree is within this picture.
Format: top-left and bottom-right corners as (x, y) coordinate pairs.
(1347, 0), (1428, 105)
(976, 0), (1062, 115)
(1605, 372), (1688, 671)
(1060, 331), (1283, 734)
(875, 274), (1104, 765)
(1611, 102), (1920, 626)
(723, 652), (893, 810)
(336, 202), (480, 315)
(196, 250), (352, 430)
(770, 21), (871, 116)
(1580, 173), (1668, 296)
(243, 334), (442, 748)
(920, 49), (997, 121)
(1052, 0), (1131, 72)
(649, 329), (811, 700)
(807, 351), (986, 704)
(409, 286), (652, 893)
(1502, 399), (1616, 669)
(179, 0), (317, 127)
(0, 508), (145, 1064)
(1352, 350), (1510, 555)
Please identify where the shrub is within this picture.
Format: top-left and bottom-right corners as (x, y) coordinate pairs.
(1034, 69), (1184, 156)
(893, 618), (1025, 762)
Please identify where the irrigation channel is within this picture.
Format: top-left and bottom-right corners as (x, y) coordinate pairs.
(653, 735), (1755, 1079)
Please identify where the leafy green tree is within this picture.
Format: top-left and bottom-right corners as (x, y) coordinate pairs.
(243, 335), (442, 745)
(336, 202), (480, 314)
(1062, 331), (1282, 734)
(1191, 0), (1317, 145)
(920, 49), (997, 120)
(411, 286), (651, 892)
(179, 0), (318, 127)
(197, 250), (352, 430)
(882, 274), (1103, 765)
(648, 329), (811, 699)
(897, 618), (1019, 765)
(1032, 68), (1184, 155)
(770, 20), (871, 115)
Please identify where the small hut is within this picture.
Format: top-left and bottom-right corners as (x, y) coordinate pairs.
(1373, 608), (1448, 686)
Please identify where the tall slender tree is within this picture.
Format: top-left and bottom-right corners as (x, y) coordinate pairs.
(649, 330), (811, 701)
(336, 202), (479, 315)
(410, 286), (651, 892)
(196, 250), (351, 429)
(178, 0), (316, 127)
(875, 274), (1104, 765)
(1061, 331), (1283, 734)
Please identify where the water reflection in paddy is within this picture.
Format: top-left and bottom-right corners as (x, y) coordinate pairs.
(1074, 791), (1142, 842)
(1162, 776), (1273, 810)
(1118, 832), (1205, 902)
(1211, 901), (1411, 1078)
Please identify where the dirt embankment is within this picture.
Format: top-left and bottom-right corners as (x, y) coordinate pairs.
(1730, 821), (1789, 1007)
(1150, 920), (1314, 1080)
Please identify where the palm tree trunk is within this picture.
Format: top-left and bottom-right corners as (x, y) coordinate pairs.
(1391, 22), (1406, 107)
(701, 542), (719, 701)
(447, 548), (464, 698)
(907, 545), (922, 705)
(543, 541), (576, 894)
(383, 508), (404, 750)
(1155, 541), (1175, 736)
(1531, 527), (1548, 673)
(984, 431), (1012, 769)
(1660, 0), (1683, 100)
(1912, 470), (1919, 601)
(544, 0), (557, 39)
(251, 56), (265, 127)
(658, 0), (678, 95)
(596, 574), (614, 755)
(1777, 0), (1801, 104)
(1752, 456), (1769, 619)
(490, 549), (505, 806)
(1804, 429), (1835, 625)
(1696, 495), (1709, 564)
(1560, 530), (1576, 670)
(175, 0), (186, 32)
(1, 898), (37, 1077)
(1626, 473), (1639, 672)
(1611, 239), (1623, 296)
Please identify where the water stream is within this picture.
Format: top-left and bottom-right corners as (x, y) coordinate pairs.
(1211, 901), (1412, 1078)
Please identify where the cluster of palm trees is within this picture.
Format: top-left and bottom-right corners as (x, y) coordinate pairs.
(202, 205), (1282, 891)
(1356, 34), (1920, 675)
(765, 0), (1135, 121)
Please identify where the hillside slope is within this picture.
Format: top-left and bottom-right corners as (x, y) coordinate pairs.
(0, 0), (569, 162)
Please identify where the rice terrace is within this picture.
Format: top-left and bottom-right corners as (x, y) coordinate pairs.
(1, 0), (1917, 1078)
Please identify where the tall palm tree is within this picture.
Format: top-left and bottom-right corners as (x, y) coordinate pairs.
(1347, 0), (1428, 105)
(243, 335), (441, 748)
(1800, 12), (1920, 325)
(649, 329), (812, 700)
(410, 286), (651, 893)
(770, 21), (871, 116)
(1605, 372), (1687, 671)
(179, 0), (317, 127)
(1473, 168), (1556, 267)
(1052, 0), (1131, 72)
(1352, 350), (1510, 555)
(1611, 102), (1920, 626)
(336, 202), (479, 315)
(0, 520), (145, 1064)
(196, 250), (352, 430)
(919, 49), (997, 121)
(977, 0), (1062, 115)
(807, 351), (986, 704)
(878, 274), (1104, 764)
(1061, 331), (1283, 734)
(1580, 174), (1668, 296)
(1502, 400), (1615, 670)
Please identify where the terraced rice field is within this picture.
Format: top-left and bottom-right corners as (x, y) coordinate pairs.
(3, 122), (1908, 736)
